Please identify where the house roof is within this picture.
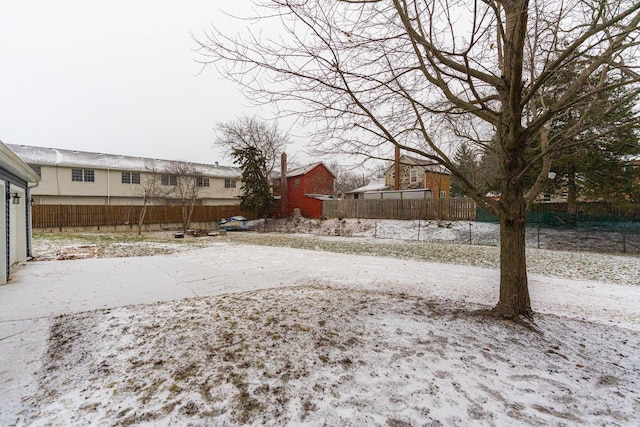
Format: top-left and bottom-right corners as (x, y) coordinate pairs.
(386, 154), (450, 175)
(305, 194), (335, 201)
(274, 161), (335, 179)
(0, 141), (41, 184)
(346, 178), (391, 193)
(7, 144), (241, 179)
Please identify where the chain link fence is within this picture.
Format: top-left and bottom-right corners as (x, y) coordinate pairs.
(475, 202), (639, 254)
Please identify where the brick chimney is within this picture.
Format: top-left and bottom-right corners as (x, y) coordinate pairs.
(280, 152), (288, 217)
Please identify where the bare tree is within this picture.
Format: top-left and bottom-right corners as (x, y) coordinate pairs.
(167, 162), (201, 234)
(136, 160), (173, 235)
(215, 116), (289, 176)
(328, 160), (368, 197)
(196, 1), (640, 318)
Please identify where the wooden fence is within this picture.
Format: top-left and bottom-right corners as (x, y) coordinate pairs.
(32, 205), (250, 230)
(322, 198), (476, 221)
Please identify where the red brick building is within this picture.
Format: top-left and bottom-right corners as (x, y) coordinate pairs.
(273, 161), (335, 218)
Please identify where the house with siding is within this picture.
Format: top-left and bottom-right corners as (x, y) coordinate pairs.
(8, 144), (242, 206)
(384, 154), (450, 198)
(0, 141), (41, 284)
(344, 178), (392, 199)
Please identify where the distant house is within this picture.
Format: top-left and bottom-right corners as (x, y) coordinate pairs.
(344, 178), (391, 199)
(384, 154), (450, 198)
(8, 144), (242, 206)
(0, 141), (41, 284)
(273, 161), (335, 218)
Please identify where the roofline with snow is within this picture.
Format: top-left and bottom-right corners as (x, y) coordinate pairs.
(273, 161), (336, 179)
(384, 154), (450, 175)
(7, 144), (241, 179)
(0, 141), (41, 185)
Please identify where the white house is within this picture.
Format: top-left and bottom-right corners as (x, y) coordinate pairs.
(344, 178), (392, 199)
(7, 144), (242, 206)
(0, 141), (41, 284)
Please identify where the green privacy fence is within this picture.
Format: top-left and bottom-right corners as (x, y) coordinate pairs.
(476, 202), (640, 231)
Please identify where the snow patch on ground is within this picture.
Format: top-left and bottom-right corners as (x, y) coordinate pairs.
(260, 217), (639, 254)
(18, 286), (640, 426)
(225, 232), (640, 287)
(2, 221), (638, 426)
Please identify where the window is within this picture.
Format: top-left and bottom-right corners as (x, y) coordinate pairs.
(122, 172), (141, 184)
(439, 191), (447, 198)
(224, 179), (236, 188)
(161, 174), (177, 186)
(72, 169), (94, 182)
(410, 169), (418, 183)
(197, 177), (210, 187)
(29, 164), (42, 177)
(295, 178), (300, 188)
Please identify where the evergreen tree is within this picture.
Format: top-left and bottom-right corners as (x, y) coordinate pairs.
(451, 144), (481, 197)
(231, 146), (274, 219)
(546, 74), (640, 223)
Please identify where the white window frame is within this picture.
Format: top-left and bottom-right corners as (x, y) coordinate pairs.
(72, 169), (94, 182)
(162, 174), (177, 186)
(122, 172), (141, 184)
(72, 169), (83, 182)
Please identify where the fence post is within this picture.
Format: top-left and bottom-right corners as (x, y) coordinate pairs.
(417, 220), (421, 241)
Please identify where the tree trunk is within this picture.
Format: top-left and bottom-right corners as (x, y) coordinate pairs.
(182, 200), (196, 234)
(494, 197), (532, 318)
(181, 204), (188, 234)
(137, 203), (147, 235)
(566, 162), (577, 228)
(186, 203), (195, 233)
(491, 0), (532, 319)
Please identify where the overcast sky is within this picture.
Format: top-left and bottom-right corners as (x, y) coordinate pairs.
(0, 1), (311, 166)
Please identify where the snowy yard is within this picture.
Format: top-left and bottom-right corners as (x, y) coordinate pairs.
(3, 219), (640, 426)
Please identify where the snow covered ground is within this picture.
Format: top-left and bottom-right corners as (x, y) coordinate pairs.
(1, 220), (639, 426)
(261, 217), (640, 254)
